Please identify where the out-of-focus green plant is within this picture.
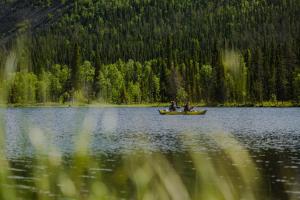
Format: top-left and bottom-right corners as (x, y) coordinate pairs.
(0, 89), (16, 199)
(0, 113), (266, 200)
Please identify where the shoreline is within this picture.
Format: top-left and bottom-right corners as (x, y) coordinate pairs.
(0, 101), (299, 108)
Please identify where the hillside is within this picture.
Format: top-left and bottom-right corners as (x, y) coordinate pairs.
(0, 1), (71, 45)
(0, 0), (300, 104)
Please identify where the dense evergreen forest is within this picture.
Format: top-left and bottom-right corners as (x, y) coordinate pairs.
(0, 0), (300, 104)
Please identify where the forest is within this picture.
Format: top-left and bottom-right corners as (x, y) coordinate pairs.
(0, 0), (299, 105)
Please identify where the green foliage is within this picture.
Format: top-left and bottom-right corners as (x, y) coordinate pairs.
(36, 71), (51, 103)
(176, 87), (188, 104)
(79, 61), (95, 100)
(71, 43), (81, 91)
(73, 90), (87, 103)
(152, 75), (160, 102)
(79, 61), (94, 85)
(10, 72), (37, 104)
(49, 64), (70, 102)
(223, 51), (248, 103)
(106, 64), (124, 103)
(294, 73), (300, 103)
(199, 65), (213, 103)
(0, 80), (10, 103)
(128, 82), (141, 103)
(0, 0), (300, 104)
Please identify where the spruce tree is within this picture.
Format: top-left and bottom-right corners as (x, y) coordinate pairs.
(212, 44), (225, 103)
(71, 43), (81, 91)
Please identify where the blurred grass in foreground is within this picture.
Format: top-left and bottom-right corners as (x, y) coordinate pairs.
(0, 117), (266, 200)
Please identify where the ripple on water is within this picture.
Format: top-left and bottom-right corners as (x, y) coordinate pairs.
(1, 107), (300, 199)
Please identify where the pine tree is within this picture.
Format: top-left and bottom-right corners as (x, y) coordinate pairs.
(71, 43), (81, 91)
(212, 44), (225, 103)
(275, 47), (287, 102)
(253, 48), (264, 102)
(93, 47), (101, 97)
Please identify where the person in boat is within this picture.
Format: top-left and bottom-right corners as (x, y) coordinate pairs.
(183, 101), (194, 112)
(169, 101), (177, 112)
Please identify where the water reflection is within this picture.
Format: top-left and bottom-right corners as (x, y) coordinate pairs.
(2, 107), (300, 155)
(0, 107), (300, 199)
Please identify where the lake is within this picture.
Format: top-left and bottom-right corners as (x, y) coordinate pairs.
(1, 107), (300, 199)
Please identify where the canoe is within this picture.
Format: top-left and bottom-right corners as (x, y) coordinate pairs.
(159, 110), (207, 115)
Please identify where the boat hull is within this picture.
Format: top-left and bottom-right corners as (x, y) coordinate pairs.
(159, 110), (207, 115)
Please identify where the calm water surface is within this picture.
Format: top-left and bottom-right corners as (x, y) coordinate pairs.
(1, 107), (300, 199)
